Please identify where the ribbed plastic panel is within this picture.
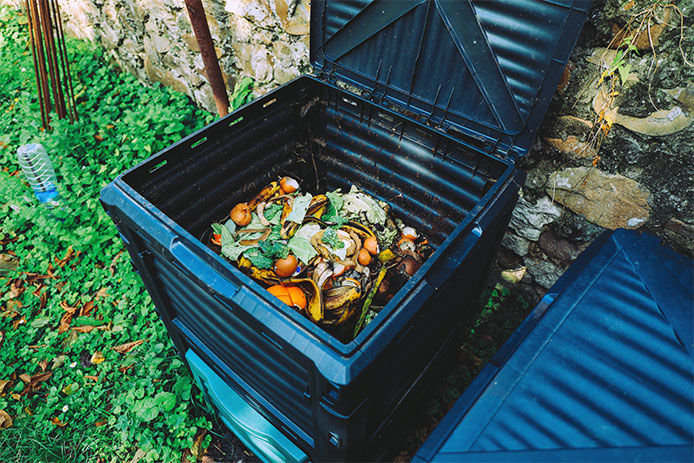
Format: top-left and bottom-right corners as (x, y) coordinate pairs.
(138, 236), (315, 437)
(311, 0), (592, 155)
(415, 229), (693, 461)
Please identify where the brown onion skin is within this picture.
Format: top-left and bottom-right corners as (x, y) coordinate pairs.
(274, 255), (299, 278)
(230, 203), (252, 226)
(357, 248), (372, 266)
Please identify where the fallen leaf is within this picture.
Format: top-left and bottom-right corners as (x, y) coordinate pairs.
(118, 364), (134, 374)
(80, 301), (95, 317)
(58, 312), (73, 334)
(71, 324), (110, 333)
(26, 344), (47, 350)
(19, 374), (31, 383)
(90, 351), (105, 365)
(189, 428), (208, 461)
(0, 253), (18, 273)
(24, 407), (32, 416)
(39, 359), (48, 372)
(93, 134), (104, 142)
(51, 416), (67, 427)
(12, 316), (26, 329)
(55, 246), (79, 268)
(60, 300), (79, 314)
(84, 375), (99, 382)
(130, 448), (146, 463)
(0, 379), (11, 394)
(0, 409), (12, 429)
(11, 393), (20, 400)
(95, 287), (109, 300)
(112, 340), (146, 354)
(94, 420), (107, 427)
(51, 355), (67, 370)
(9, 279), (23, 298)
(34, 291), (47, 309)
(0, 330), (3, 346)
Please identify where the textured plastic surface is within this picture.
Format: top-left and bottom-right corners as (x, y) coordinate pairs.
(186, 349), (308, 463)
(414, 229), (694, 462)
(310, 0), (592, 156)
(101, 76), (522, 462)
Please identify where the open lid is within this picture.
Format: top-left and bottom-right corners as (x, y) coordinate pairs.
(310, 0), (592, 158)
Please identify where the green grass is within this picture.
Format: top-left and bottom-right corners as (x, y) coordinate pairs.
(0, 6), (220, 462)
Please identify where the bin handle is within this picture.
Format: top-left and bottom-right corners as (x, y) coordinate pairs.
(169, 241), (241, 302)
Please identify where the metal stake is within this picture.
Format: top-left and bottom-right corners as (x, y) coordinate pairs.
(184, 0), (230, 117)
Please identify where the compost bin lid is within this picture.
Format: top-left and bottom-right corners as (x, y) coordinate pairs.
(310, 0), (592, 158)
(413, 229), (694, 462)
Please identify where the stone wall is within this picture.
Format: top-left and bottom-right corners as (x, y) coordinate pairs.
(54, 0), (311, 111)
(495, 0), (693, 302)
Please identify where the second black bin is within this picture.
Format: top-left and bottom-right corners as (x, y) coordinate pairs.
(101, 1), (592, 461)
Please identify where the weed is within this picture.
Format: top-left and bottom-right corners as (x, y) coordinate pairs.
(0, 5), (244, 462)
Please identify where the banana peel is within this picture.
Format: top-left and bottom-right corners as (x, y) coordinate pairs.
(248, 181), (281, 210)
(288, 278), (323, 322)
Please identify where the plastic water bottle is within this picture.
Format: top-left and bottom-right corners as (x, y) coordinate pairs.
(17, 143), (61, 207)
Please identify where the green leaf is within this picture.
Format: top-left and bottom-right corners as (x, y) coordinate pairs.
(617, 62), (632, 84)
(258, 240), (289, 259)
(321, 227), (344, 249)
(287, 235), (317, 264)
(154, 392), (176, 412)
(244, 249), (273, 269)
(136, 398), (160, 422)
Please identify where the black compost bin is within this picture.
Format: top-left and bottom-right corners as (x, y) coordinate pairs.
(100, 1), (591, 461)
(414, 229), (694, 462)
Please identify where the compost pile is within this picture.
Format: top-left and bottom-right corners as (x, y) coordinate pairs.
(209, 177), (434, 341)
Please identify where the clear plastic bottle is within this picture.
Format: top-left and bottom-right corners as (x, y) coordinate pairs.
(17, 143), (61, 207)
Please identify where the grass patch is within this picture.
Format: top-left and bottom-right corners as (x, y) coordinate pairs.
(0, 6), (218, 462)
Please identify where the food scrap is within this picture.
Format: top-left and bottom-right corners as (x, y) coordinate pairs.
(208, 177), (434, 341)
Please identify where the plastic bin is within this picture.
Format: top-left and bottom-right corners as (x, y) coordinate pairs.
(414, 229), (694, 462)
(101, 1), (592, 461)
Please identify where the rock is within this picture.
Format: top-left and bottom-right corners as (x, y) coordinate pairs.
(664, 85), (694, 113)
(225, 0), (277, 30)
(538, 230), (583, 263)
(593, 85), (691, 136)
(270, 0), (310, 36)
(661, 218), (694, 257)
(234, 43), (274, 83)
(547, 167), (650, 230)
(502, 232), (531, 257)
(615, 106), (691, 136)
(524, 257), (564, 289)
(509, 197), (562, 241)
(551, 212), (604, 243)
(557, 115), (593, 130)
(544, 135), (597, 159)
(500, 267), (527, 285)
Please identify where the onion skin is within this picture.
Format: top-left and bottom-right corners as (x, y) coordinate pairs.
(363, 237), (379, 255)
(230, 203), (252, 226)
(357, 248), (372, 266)
(275, 255), (299, 278)
(280, 176), (299, 194)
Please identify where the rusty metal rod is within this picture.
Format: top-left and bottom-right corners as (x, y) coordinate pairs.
(28, 0), (52, 128)
(38, 0), (64, 119)
(184, 0), (229, 117)
(50, 0), (77, 121)
(26, 0), (47, 129)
